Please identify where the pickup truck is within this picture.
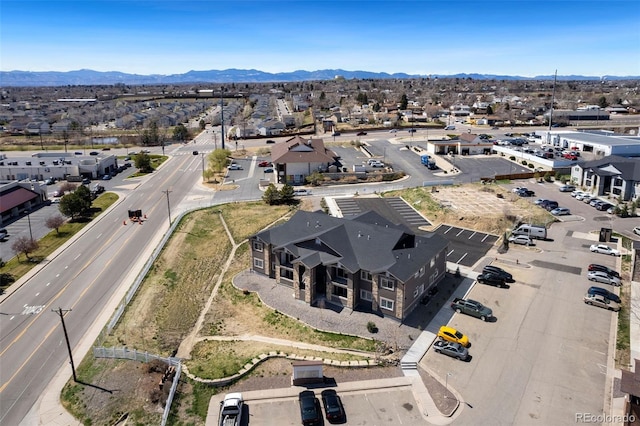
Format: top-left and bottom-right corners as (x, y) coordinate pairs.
(451, 298), (493, 321)
(219, 393), (243, 426)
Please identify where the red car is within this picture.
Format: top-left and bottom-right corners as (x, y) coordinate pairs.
(563, 153), (578, 160)
(258, 161), (271, 167)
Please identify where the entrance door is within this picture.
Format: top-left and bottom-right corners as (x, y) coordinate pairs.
(315, 267), (326, 296)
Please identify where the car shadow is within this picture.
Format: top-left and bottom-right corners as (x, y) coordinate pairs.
(486, 316), (498, 323)
(462, 355), (473, 363)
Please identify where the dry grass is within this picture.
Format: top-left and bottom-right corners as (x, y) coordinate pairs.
(186, 340), (370, 380)
(384, 183), (555, 235)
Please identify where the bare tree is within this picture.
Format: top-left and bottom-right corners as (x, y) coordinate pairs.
(11, 236), (39, 261)
(58, 181), (78, 194)
(45, 215), (66, 234)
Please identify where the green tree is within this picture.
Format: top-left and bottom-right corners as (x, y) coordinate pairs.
(597, 96), (609, 109)
(134, 152), (153, 173)
(172, 124), (189, 142)
(141, 121), (160, 146)
(199, 119), (206, 130)
(58, 188), (91, 219)
(262, 184), (281, 205)
(399, 94), (408, 110)
(208, 148), (232, 174)
(486, 105), (494, 114)
(280, 184), (295, 204)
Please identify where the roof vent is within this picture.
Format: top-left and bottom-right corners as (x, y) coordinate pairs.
(358, 231), (362, 238)
(367, 235), (370, 240)
(315, 221), (321, 228)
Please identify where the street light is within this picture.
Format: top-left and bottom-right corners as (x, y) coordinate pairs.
(200, 153), (206, 182)
(445, 372), (453, 397)
(26, 208), (34, 242)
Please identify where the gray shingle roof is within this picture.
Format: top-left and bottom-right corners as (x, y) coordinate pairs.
(255, 210), (448, 282)
(579, 155), (640, 180)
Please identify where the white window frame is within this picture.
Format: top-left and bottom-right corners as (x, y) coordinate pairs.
(360, 289), (373, 301)
(253, 241), (263, 252)
(380, 297), (394, 311)
(253, 257), (264, 269)
(380, 277), (395, 291)
(332, 282), (348, 299)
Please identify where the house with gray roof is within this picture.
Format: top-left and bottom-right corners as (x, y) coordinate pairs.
(571, 155), (640, 202)
(249, 210), (449, 321)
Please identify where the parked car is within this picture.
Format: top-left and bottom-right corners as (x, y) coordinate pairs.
(369, 160), (385, 168)
(258, 161), (271, 167)
(477, 272), (507, 288)
(588, 271), (621, 286)
(582, 195), (594, 203)
(590, 244), (620, 256)
(101, 174), (112, 180)
(482, 265), (513, 282)
(512, 186), (525, 193)
(583, 293), (620, 311)
(263, 167), (274, 173)
(588, 286), (621, 303)
(559, 184), (576, 192)
(534, 198), (551, 206)
(596, 203), (613, 211)
(266, 139), (276, 144)
(293, 189), (310, 196)
(575, 193), (590, 201)
(320, 389), (346, 423)
(192, 150), (198, 155)
(437, 325), (469, 347)
(432, 340), (469, 360)
(0, 228), (8, 240)
(509, 235), (534, 246)
(571, 190), (584, 198)
(299, 391), (321, 426)
(516, 188), (535, 197)
(81, 177), (91, 185)
(588, 264), (620, 278)
(407, 128), (417, 133)
(450, 298), (493, 321)
(633, 226), (640, 236)
(356, 131), (367, 136)
(444, 125), (456, 130)
(550, 207), (570, 216)
(541, 200), (558, 211)
(228, 163), (243, 170)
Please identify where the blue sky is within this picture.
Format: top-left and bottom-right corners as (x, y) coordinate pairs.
(1, 0), (638, 77)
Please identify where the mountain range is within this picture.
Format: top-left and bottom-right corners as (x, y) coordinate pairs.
(1, 68), (638, 87)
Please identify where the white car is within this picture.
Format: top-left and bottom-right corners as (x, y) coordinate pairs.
(550, 207), (570, 216)
(534, 198), (550, 206)
(228, 163), (243, 170)
(293, 189), (310, 196)
(587, 271), (621, 286)
(590, 244), (620, 256)
(575, 193), (590, 201)
(633, 226), (640, 236)
(584, 293), (620, 311)
(571, 190), (584, 198)
(508, 235), (534, 246)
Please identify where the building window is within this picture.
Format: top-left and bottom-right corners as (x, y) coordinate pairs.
(360, 270), (372, 281)
(360, 289), (372, 301)
(252, 241), (263, 252)
(253, 258), (264, 269)
(380, 297), (394, 311)
(613, 178), (623, 187)
(413, 284), (424, 298)
(280, 267), (294, 281)
(380, 277), (395, 291)
(333, 284), (347, 298)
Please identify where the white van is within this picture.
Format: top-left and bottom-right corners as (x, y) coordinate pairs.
(513, 224), (547, 240)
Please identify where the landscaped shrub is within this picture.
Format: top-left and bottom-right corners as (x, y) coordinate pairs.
(366, 321), (378, 333)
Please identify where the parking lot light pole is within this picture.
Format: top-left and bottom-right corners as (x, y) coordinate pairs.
(445, 372), (452, 397)
(201, 153), (205, 182)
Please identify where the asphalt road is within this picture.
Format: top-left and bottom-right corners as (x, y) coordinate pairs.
(0, 143), (208, 424)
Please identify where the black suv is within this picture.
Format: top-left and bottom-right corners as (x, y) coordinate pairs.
(299, 391), (321, 426)
(477, 272), (507, 288)
(482, 265), (513, 282)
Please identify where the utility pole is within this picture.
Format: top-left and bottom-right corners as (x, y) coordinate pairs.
(548, 69), (557, 138)
(162, 189), (172, 227)
(220, 89), (225, 150)
(53, 307), (77, 382)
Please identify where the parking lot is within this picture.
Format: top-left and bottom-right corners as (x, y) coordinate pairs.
(206, 379), (424, 426)
(433, 225), (499, 267)
(422, 215), (619, 424)
(333, 197), (430, 232)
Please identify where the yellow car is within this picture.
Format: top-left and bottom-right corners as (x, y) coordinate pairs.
(437, 325), (470, 347)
